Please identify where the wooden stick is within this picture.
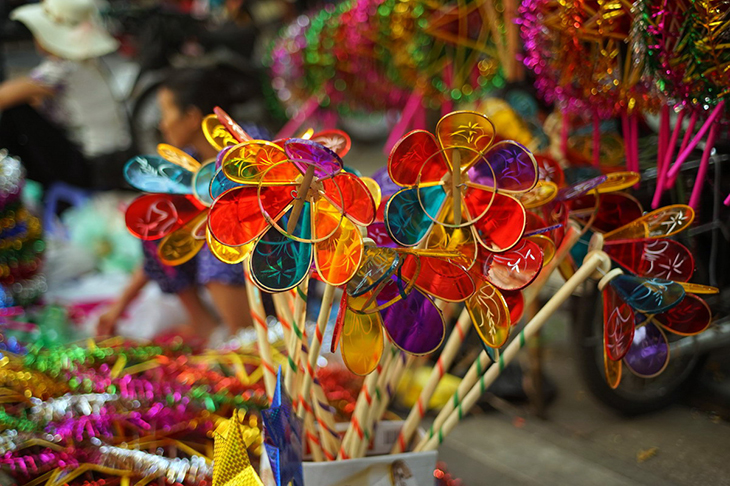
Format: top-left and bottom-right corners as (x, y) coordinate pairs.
(419, 250), (611, 451)
(338, 356), (383, 459)
(297, 284), (337, 418)
(353, 346), (398, 458)
(391, 308), (472, 453)
(311, 377), (341, 460)
(452, 150), (462, 225)
(288, 165), (315, 234)
(285, 280), (309, 401)
(243, 268), (276, 399)
(303, 406), (325, 462)
(416, 225), (580, 451)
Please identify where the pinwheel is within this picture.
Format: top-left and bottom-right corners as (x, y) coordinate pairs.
(384, 111), (538, 259)
(207, 136), (374, 292)
(124, 144), (218, 266)
(595, 204), (717, 388)
(331, 244), (479, 375)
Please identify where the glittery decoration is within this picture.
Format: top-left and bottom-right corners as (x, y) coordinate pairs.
(212, 412), (263, 486)
(261, 370), (303, 486)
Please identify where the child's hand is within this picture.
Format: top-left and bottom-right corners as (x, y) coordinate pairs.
(97, 304), (122, 336)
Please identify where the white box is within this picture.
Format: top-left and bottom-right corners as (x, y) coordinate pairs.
(262, 421), (437, 486)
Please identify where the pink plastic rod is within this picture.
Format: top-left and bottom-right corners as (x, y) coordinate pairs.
(667, 111), (699, 188)
(667, 101), (725, 180)
(688, 122), (719, 210)
(384, 91), (424, 155)
(651, 110), (686, 209)
(593, 116), (601, 168)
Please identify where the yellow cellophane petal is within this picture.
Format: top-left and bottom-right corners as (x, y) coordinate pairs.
(158, 211), (207, 266)
(158, 143), (201, 172)
(206, 226), (253, 264)
(518, 180), (558, 209)
(313, 198), (364, 286)
(595, 171), (641, 193)
(466, 279), (511, 348)
(604, 205), (695, 241)
(425, 222), (477, 270)
(203, 114), (240, 151)
(222, 141), (299, 185)
(341, 295), (384, 376)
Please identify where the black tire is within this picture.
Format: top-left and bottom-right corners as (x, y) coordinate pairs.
(571, 283), (707, 416)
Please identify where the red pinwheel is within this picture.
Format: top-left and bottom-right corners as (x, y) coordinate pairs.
(384, 111), (539, 257)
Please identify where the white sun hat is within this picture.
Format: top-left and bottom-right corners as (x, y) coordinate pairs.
(11, 0), (119, 61)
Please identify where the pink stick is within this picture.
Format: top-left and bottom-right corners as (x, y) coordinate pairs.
(667, 111), (699, 188)
(276, 95), (321, 140)
(384, 91), (424, 154)
(667, 101), (726, 180)
(724, 192), (730, 206)
(593, 116), (601, 168)
(630, 115), (640, 188)
(412, 103), (427, 130)
(657, 105), (670, 174)
(651, 110), (686, 209)
(561, 112), (569, 158)
(688, 122), (719, 210)
(621, 113), (630, 170)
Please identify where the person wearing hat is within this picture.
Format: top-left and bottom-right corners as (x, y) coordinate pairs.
(0, 0), (131, 189)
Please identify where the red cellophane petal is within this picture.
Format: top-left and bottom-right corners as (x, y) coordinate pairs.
(126, 194), (206, 241)
(208, 185), (293, 246)
(389, 130), (449, 186)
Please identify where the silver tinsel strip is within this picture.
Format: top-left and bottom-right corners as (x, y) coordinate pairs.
(97, 445), (213, 484)
(29, 393), (120, 422)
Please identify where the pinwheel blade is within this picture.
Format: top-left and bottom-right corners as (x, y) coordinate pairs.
(385, 187), (445, 247)
(126, 194), (205, 241)
(340, 296), (384, 376)
(250, 207), (312, 292)
(383, 291), (445, 355)
(389, 130), (449, 186)
(604, 205), (695, 241)
(481, 238), (543, 291)
(603, 286), (635, 361)
(466, 279), (511, 348)
(623, 321), (669, 378)
(467, 140), (538, 193)
(652, 294), (711, 336)
(604, 238), (694, 282)
(313, 198), (364, 286)
(124, 155), (194, 194)
(609, 275), (685, 314)
(208, 185), (293, 246)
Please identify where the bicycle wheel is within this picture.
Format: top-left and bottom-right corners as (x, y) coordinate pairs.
(571, 283), (706, 416)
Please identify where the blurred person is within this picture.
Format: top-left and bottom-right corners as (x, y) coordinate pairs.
(97, 67), (268, 343)
(0, 0), (131, 190)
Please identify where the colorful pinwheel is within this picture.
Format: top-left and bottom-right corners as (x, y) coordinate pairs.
(207, 136), (375, 292)
(384, 111), (538, 258)
(597, 205), (718, 388)
(331, 244), (480, 375)
(124, 144), (218, 266)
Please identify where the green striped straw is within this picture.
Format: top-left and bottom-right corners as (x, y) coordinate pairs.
(418, 250), (611, 451)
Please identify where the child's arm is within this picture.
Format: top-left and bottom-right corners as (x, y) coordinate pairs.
(97, 266), (149, 336)
(0, 77), (54, 111)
